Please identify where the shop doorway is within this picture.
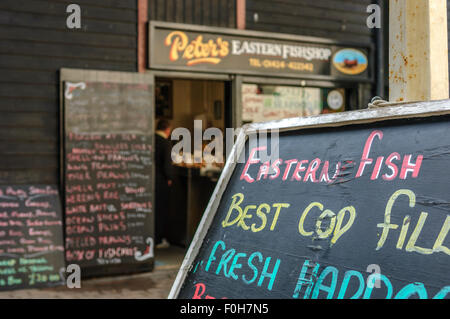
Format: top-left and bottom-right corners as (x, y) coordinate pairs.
(155, 78), (231, 249)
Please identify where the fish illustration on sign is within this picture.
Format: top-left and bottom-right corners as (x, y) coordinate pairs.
(333, 49), (368, 75)
(134, 237), (154, 261)
(65, 82), (86, 100)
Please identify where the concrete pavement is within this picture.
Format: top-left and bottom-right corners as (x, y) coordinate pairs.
(0, 246), (186, 299)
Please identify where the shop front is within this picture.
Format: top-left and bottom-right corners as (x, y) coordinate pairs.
(147, 21), (374, 247)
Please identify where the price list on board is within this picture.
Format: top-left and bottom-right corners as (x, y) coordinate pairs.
(63, 81), (154, 272)
(0, 185), (65, 290)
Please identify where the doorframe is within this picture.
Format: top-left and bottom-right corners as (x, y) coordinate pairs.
(148, 70), (240, 128)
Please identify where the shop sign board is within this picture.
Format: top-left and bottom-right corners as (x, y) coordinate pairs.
(149, 22), (372, 81)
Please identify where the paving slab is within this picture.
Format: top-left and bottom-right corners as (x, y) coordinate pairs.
(0, 246), (185, 299)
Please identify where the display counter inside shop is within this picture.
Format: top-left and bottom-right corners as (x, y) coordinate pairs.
(166, 162), (223, 247)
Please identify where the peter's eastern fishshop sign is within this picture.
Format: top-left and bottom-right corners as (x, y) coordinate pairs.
(149, 23), (371, 80)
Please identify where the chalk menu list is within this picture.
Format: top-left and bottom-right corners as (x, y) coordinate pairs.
(64, 81), (154, 273)
(0, 185), (65, 291)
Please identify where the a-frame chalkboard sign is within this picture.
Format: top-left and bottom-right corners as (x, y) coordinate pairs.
(60, 69), (155, 278)
(170, 100), (450, 299)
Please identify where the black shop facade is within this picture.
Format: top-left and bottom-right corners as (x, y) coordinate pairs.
(57, 21), (374, 281)
(0, 21), (375, 291)
(145, 21), (374, 251)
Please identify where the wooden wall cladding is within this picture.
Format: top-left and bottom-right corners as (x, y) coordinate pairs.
(245, 0), (375, 44)
(148, 0), (236, 28)
(0, 0), (138, 185)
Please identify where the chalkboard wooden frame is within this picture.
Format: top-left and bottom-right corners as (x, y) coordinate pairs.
(59, 68), (155, 277)
(168, 99), (450, 298)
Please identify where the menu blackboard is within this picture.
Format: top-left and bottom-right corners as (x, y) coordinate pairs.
(63, 80), (154, 276)
(171, 103), (450, 299)
(0, 185), (65, 291)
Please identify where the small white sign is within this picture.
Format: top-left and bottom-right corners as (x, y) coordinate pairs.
(327, 90), (344, 111)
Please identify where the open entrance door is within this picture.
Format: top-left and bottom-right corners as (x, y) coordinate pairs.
(154, 78), (232, 248)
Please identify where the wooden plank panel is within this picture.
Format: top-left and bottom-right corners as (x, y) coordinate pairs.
(0, 83), (57, 99)
(247, 0), (370, 24)
(0, 155), (58, 170)
(185, 0), (194, 24)
(246, 0), (374, 43)
(248, 21), (373, 44)
(193, 0), (203, 25)
(0, 112), (57, 128)
(174, 0), (184, 23)
(0, 54), (135, 72)
(210, 0), (219, 26)
(217, 0), (223, 27)
(0, 69), (56, 85)
(0, 168), (58, 185)
(227, 0), (236, 28)
(0, 40), (136, 63)
(0, 141), (57, 155)
(0, 0), (139, 187)
(155, 0), (166, 21)
(254, 0), (370, 14)
(0, 25), (137, 49)
(165, 0), (175, 22)
(0, 127), (57, 142)
(203, 0), (211, 26)
(247, 11), (371, 36)
(0, 10), (137, 35)
(148, 0), (235, 26)
(0, 0), (137, 23)
(45, 0), (137, 10)
(149, 0), (157, 20)
(0, 97), (57, 113)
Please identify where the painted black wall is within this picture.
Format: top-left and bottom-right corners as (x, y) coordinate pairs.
(245, 0), (374, 44)
(0, 0), (138, 185)
(245, 0), (377, 111)
(148, 0), (236, 28)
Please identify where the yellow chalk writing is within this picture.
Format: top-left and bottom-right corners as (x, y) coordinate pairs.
(222, 193), (290, 233)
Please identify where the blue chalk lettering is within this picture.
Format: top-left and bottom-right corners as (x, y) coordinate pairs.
(311, 266), (338, 299)
(395, 282), (428, 299)
(363, 274), (393, 299)
(228, 253), (247, 280)
(216, 249), (235, 278)
(292, 259), (320, 299)
(433, 286), (450, 299)
(337, 270), (365, 299)
(257, 257), (281, 291)
(243, 252), (263, 285)
(205, 240), (225, 272)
